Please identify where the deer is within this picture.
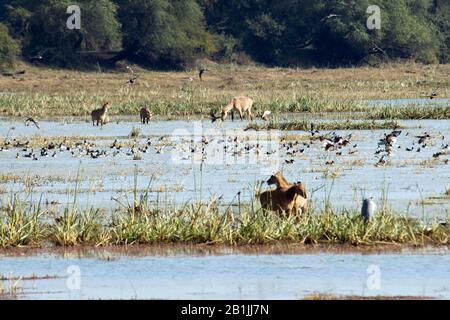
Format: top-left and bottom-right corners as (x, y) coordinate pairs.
(140, 107), (152, 124)
(220, 96), (254, 121)
(91, 102), (110, 126)
(259, 183), (307, 216)
(266, 171), (308, 216)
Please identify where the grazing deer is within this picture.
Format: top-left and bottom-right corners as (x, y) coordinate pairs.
(259, 184), (307, 216)
(91, 102), (110, 126)
(140, 107), (152, 124)
(220, 96), (254, 121)
(266, 171), (308, 216)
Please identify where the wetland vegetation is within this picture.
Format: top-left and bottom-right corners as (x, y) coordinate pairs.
(1, 193), (449, 249)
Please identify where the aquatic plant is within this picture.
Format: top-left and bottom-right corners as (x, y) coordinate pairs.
(0, 194), (47, 247)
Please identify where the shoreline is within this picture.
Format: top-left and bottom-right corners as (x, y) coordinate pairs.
(1, 242), (449, 258)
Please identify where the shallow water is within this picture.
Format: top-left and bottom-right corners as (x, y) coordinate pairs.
(1, 249), (450, 299)
(0, 116), (449, 217)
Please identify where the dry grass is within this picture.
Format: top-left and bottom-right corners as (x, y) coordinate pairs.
(0, 62), (449, 118)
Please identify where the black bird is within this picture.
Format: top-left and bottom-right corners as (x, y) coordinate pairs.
(25, 117), (40, 129)
(433, 152), (446, 158)
(210, 110), (221, 123)
(309, 123), (319, 136)
(124, 66), (139, 86)
(199, 68), (207, 81)
(416, 133), (431, 145)
(424, 89), (439, 99)
(124, 75), (139, 86)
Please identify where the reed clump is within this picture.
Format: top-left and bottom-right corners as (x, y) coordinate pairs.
(0, 195), (47, 247)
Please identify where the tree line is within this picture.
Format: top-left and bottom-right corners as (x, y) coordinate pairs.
(0, 0), (449, 71)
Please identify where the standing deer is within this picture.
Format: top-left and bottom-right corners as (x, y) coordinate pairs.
(91, 102), (110, 126)
(140, 107), (152, 124)
(259, 183), (307, 216)
(266, 171), (308, 216)
(220, 96), (254, 121)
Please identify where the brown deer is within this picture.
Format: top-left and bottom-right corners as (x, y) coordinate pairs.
(91, 102), (110, 126)
(266, 171), (308, 216)
(220, 96), (254, 121)
(140, 107), (152, 124)
(259, 183), (307, 216)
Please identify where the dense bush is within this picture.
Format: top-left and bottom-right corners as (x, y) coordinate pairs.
(0, 23), (19, 70)
(0, 0), (448, 68)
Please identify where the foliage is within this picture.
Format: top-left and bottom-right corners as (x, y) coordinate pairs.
(0, 23), (18, 70)
(0, 0), (448, 68)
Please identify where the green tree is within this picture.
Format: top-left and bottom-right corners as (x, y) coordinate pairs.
(116, 0), (215, 68)
(0, 23), (19, 71)
(22, 0), (121, 67)
(202, 0), (447, 66)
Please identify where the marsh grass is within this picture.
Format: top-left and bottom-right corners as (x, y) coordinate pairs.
(1, 196), (449, 248)
(129, 127), (140, 138)
(365, 106), (450, 120)
(0, 195), (47, 247)
(1, 63), (448, 118)
(132, 152), (143, 161)
(246, 119), (402, 131)
(51, 208), (107, 246)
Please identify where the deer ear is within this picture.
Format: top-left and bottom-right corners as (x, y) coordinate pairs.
(298, 184), (307, 198)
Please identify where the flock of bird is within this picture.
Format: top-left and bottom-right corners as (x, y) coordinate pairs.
(2, 121), (448, 169)
(0, 136), (174, 160)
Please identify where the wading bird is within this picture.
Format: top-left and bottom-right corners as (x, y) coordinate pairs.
(361, 197), (376, 223)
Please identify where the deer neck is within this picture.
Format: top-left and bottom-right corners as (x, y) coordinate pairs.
(224, 103), (234, 112)
(276, 175), (291, 188)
